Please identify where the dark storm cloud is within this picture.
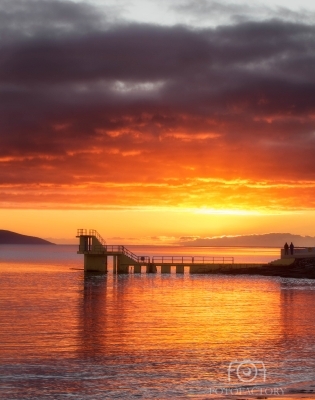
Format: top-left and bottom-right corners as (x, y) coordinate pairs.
(172, 0), (315, 24)
(0, 0), (107, 40)
(1, 0), (315, 183)
(173, 0), (261, 22)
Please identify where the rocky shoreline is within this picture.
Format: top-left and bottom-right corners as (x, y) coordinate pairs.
(217, 258), (315, 279)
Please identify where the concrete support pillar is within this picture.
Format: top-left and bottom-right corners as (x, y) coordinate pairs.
(176, 265), (184, 274)
(147, 264), (157, 273)
(117, 265), (129, 274)
(79, 236), (91, 252)
(117, 256), (129, 274)
(161, 265), (171, 274)
(113, 256), (117, 274)
(84, 254), (107, 273)
(134, 265), (141, 273)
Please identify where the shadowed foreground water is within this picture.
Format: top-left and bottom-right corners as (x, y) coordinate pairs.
(0, 245), (315, 399)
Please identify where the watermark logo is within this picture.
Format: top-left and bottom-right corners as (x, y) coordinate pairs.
(209, 359), (284, 396)
(228, 359), (266, 383)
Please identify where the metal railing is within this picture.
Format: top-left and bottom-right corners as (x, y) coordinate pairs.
(77, 229), (106, 246)
(151, 256), (234, 264)
(89, 229), (106, 246)
(77, 229), (88, 236)
(79, 243), (150, 263)
(290, 246), (315, 253)
(119, 245), (150, 263)
(77, 229), (234, 265)
(281, 246), (315, 257)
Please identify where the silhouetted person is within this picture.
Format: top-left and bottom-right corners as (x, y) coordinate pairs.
(284, 242), (289, 255)
(290, 242), (294, 255)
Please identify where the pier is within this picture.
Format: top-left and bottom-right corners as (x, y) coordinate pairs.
(76, 229), (315, 276)
(76, 229), (267, 274)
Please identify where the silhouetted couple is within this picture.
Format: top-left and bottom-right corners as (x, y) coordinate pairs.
(284, 242), (294, 255)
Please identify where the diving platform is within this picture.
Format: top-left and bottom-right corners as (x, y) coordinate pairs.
(76, 229), (235, 274)
(77, 229), (151, 273)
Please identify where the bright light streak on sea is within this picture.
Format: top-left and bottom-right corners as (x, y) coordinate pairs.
(0, 245), (315, 399)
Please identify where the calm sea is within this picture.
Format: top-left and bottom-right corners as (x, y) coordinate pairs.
(1, 245), (315, 399)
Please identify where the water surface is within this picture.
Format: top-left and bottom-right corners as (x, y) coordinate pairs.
(0, 245), (314, 399)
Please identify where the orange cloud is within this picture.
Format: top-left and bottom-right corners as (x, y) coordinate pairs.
(1, 0), (315, 220)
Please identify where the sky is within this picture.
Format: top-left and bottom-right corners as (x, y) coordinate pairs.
(1, 0), (315, 244)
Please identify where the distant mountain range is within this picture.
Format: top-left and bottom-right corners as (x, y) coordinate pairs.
(0, 230), (55, 245)
(180, 233), (315, 247)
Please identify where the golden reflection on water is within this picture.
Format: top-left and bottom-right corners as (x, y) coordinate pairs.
(1, 247), (315, 398)
(281, 282), (314, 328)
(77, 275), (282, 364)
(0, 270), (81, 361)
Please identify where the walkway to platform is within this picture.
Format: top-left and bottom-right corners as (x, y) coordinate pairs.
(76, 229), (235, 274)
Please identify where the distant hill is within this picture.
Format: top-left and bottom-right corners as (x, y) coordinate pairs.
(0, 230), (55, 245)
(180, 233), (315, 247)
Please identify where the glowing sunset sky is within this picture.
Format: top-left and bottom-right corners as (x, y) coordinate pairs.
(1, 0), (315, 243)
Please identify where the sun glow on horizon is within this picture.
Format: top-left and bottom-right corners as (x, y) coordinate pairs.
(1, 206), (315, 244)
(1, 0), (315, 242)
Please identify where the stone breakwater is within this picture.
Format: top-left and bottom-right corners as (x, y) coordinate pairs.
(193, 258), (315, 279)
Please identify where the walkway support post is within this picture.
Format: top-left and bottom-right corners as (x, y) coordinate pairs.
(161, 265), (171, 274)
(176, 265), (184, 274)
(84, 254), (107, 273)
